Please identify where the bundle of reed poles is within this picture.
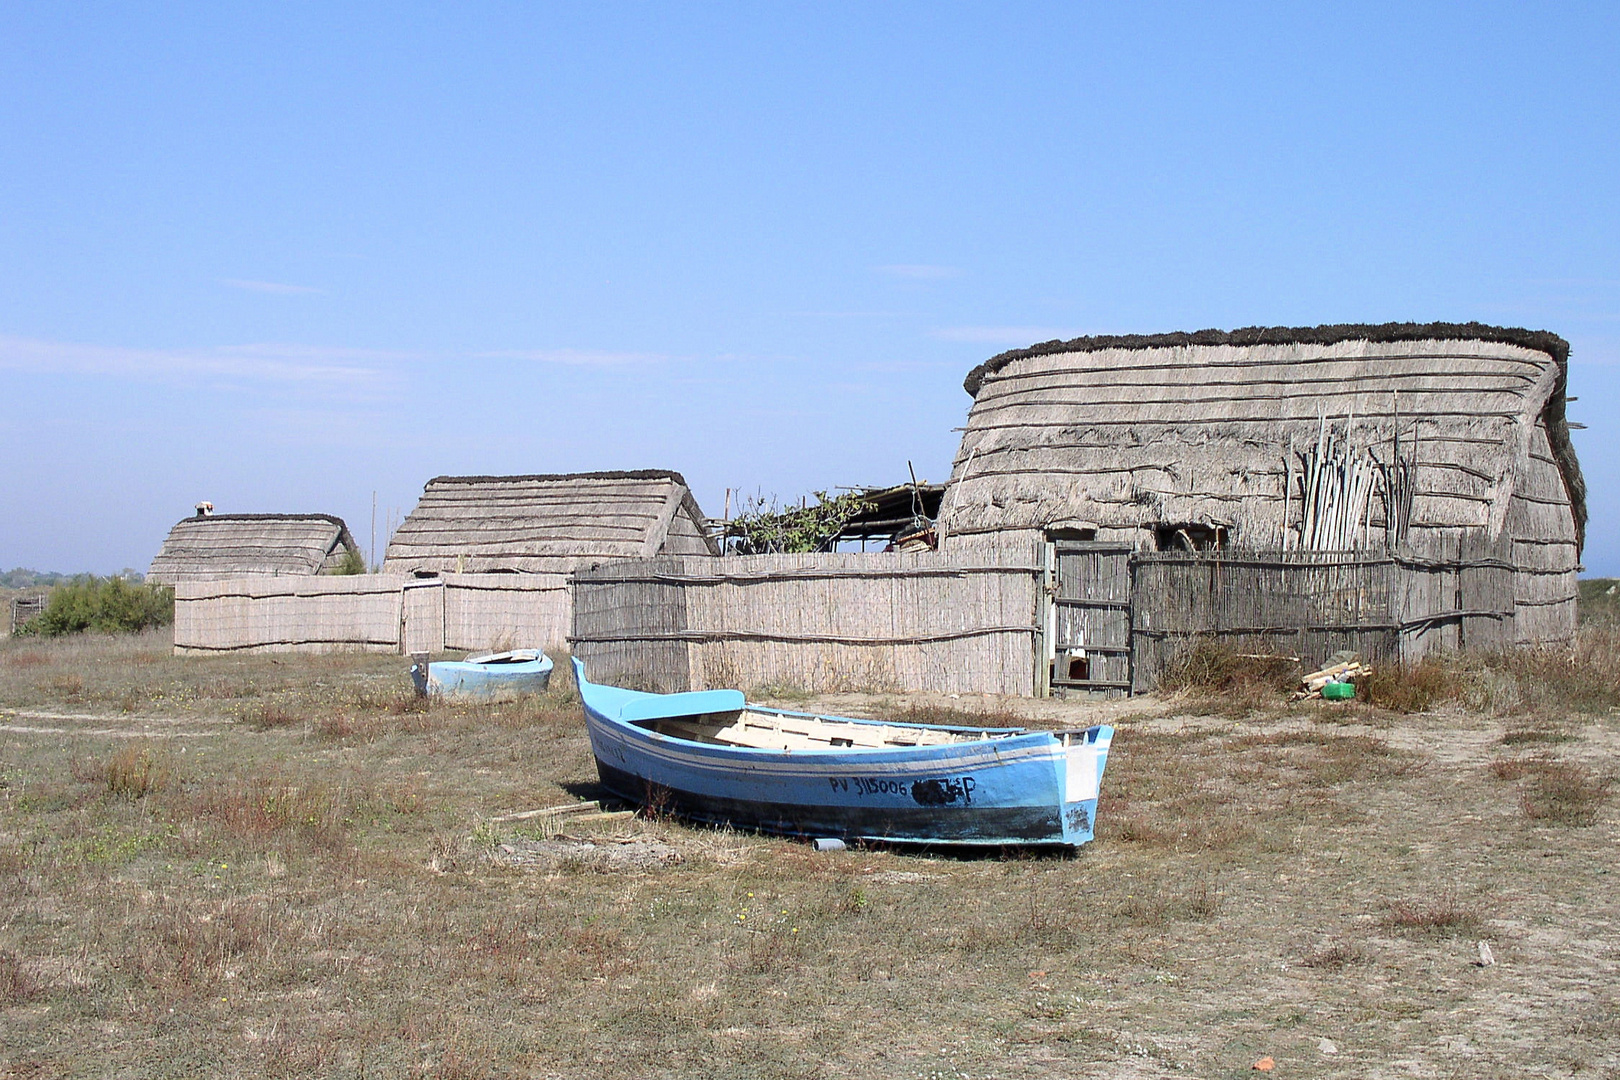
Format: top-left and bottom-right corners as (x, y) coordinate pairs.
(1375, 396), (1416, 550)
(1297, 415), (1381, 551)
(1378, 453), (1414, 549)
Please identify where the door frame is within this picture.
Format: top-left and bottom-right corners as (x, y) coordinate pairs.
(1040, 538), (1135, 697)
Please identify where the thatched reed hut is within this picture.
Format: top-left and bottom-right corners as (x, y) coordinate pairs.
(382, 470), (717, 576)
(941, 323), (1584, 656)
(148, 513), (361, 584)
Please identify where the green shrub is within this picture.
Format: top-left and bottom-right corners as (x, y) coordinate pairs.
(722, 491), (876, 554)
(330, 548), (367, 575)
(20, 576), (174, 637)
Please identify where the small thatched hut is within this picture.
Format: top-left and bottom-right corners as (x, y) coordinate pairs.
(941, 323), (1584, 651)
(148, 513), (361, 584)
(382, 470), (717, 575)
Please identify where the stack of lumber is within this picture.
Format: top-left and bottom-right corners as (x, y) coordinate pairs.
(1292, 659), (1372, 700)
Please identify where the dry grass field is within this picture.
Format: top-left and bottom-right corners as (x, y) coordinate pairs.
(3, 616), (1618, 1079)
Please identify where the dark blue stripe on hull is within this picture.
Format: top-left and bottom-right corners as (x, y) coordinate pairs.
(595, 761), (1069, 846)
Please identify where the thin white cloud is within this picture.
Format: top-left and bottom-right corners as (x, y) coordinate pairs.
(0, 335), (396, 386)
(476, 348), (668, 366)
(930, 326), (1079, 345)
(222, 278), (325, 295)
(874, 264), (962, 280)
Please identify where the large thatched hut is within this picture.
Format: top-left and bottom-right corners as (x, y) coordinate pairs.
(939, 323), (1583, 681)
(382, 470), (717, 575)
(148, 513), (361, 584)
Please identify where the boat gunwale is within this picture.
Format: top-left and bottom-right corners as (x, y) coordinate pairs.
(586, 704), (1081, 764)
(455, 649), (552, 667)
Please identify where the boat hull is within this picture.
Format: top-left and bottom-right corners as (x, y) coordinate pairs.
(575, 660), (1111, 848)
(413, 651), (554, 700)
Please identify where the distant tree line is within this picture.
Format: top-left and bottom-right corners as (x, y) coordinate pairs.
(3, 567), (145, 588)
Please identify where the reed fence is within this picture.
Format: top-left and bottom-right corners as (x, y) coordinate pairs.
(174, 576), (408, 654)
(7, 593), (50, 637)
(570, 543), (1044, 695)
(171, 542), (1535, 697)
(175, 573), (574, 655)
(1129, 546), (1517, 690)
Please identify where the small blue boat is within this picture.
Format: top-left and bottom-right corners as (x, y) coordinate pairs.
(574, 659), (1113, 849)
(412, 650), (554, 700)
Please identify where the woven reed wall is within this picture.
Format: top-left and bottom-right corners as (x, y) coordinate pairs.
(569, 564), (692, 691)
(1505, 420), (1579, 645)
(174, 575), (406, 654)
(570, 541), (1043, 695)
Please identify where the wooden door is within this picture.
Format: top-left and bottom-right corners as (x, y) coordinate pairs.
(1046, 541), (1133, 696)
(402, 579), (446, 655)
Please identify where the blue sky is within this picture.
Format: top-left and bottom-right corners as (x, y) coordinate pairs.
(3, 3), (1618, 574)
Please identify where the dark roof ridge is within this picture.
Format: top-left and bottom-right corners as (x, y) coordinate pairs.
(179, 513), (350, 528)
(962, 321), (1570, 398)
(424, 469), (688, 488)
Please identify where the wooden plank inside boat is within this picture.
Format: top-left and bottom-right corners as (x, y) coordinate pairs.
(640, 709), (1006, 751)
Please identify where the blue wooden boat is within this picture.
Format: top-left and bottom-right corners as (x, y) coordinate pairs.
(574, 659), (1113, 848)
(412, 650), (554, 699)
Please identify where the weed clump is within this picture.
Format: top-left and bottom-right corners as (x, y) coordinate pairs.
(0, 951), (44, 1005)
(1489, 757), (1613, 825)
(748, 683), (814, 702)
(1383, 890), (1485, 937)
(1301, 940), (1368, 969)
(127, 897), (272, 1000)
(81, 744), (173, 800)
(1500, 726), (1575, 746)
(1158, 641), (1298, 715)
(243, 703), (303, 730)
(1520, 762), (1612, 826)
(186, 777), (354, 852)
(1358, 657), (1472, 712)
(1501, 626), (1620, 715)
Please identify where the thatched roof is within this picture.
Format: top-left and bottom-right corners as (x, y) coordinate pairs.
(147, 514), (360, 584)
(382, 470), (718, 574)
(944, 322), (1585, 552)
